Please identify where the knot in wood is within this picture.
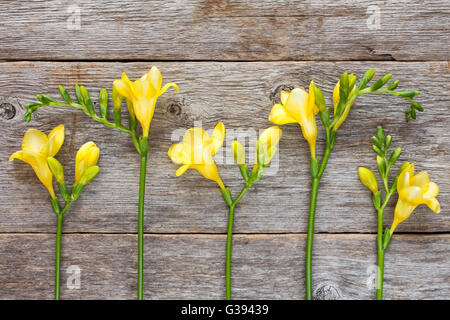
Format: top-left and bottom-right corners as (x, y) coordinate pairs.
(269, 84), (294, 104)
(0, 102), (16, 120)
(313, 282), (342, 300)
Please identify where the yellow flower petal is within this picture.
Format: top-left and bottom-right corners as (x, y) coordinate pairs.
(176, 164), (190, 176)
(424, 197), (440, 213)
(148, 66), (162, 91)
(285, 88), (307, 123)
(269, 104), (297, 125)
(210, 122), (225, 156)
(358, 167), (378, 194)
(393, 198), (417, 229)
(259, 126), (282, 149)
(280, 91), (290, 105)
(410, 171), (430, 193)
(22, 129), (48, 154)
(397, 163), (414, 191)
(399, 186), (423, 205)
(45, 124), (65, 157)
(168, 144), (186, 164)
(192, 163), (225, 190)
(424, 181), (439, 199)
(159, 83), (179, 96)
(10, 150), (55, 198)
(308, 81), (319, 115)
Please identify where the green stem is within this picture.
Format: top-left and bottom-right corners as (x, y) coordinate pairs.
(225, 184), (251, 300)
(138, 153), (147, 300)
(377, 209), (385, 300)
(55, 214), (63, 300)
(305, 177), (320, 300)
(226, 204), (235, 300)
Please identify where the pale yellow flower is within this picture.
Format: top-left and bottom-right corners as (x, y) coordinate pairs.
(269, 81), (318, 157)
(390, 163), (440, 232)
(253, 126), (282, 172)
(113, 66), (179, 137)
(168, 122), (225, 190)
(9, 125), (65, 198)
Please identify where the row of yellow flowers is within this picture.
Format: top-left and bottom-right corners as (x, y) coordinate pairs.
(12, 66), (440, 300)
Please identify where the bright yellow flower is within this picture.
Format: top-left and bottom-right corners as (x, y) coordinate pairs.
(269, 81), (318, 158)
(75, 142), (100, 184)
(168, 122), (225, 190)
(390, 163), (440, 232)
(358, 167), (378, 194)
(231, 140), (245, 166)
(332, 79), (356, 131)
(253, 126), (282, 172)
(113, 66), (179, 137)
(9, 125), (65, 198)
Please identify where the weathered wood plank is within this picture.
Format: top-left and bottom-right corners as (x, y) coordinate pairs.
(0, 234), (448, 299)
(0, 61), (448, 233)
(0, 0), (448, 61)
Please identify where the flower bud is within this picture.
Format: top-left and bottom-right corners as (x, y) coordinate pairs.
(231, 140), (245, 166)
(99, 88), (109, 118)
(388, 147), (401, 166)
(358, 167), (378, 194)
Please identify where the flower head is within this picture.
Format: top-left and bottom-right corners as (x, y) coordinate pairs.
(75, 142), (100, 184)
(9, 125), (65, 198)
(113, 66), (179, 137)
(168, 122), (225, 190)
(269, 81), (318, 157)
(391, 163), (440, 232)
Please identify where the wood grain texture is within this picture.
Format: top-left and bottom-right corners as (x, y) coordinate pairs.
(0, 61), (448, 234)
(0, 233), (448, 300)
(0, 0), (449, 61)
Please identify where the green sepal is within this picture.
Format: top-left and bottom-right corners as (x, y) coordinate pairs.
(58, 85), (73, 103)
(384, 135), (392, 151)
(220, 188), (233, 207)
(390, 176), (399, 193)
(256, 140), (265, 168)
(372, 191), (381, 210)
(239, 165), (249, 182)
(319, 108), (330, 126)
(377, 156), (387, 177)
(50, 197), (61, 215)
(79, 166), (100, 186)
(71, 183), (84, 201)
(313, 86), (326, 112)
(383, 228), (393, 250)
(139, 137), (149, 155)
(113, 109), (122, 126)
(99, 88), (109, 119)
(57, 182), (70, 201)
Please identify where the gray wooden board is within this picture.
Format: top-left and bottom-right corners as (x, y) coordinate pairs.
(0, 61), (448, 234)
(0, 234), (448, 300)
(0, 0), (449, 61)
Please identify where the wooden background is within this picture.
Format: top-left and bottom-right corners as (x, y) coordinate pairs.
(0, 0), (448, 300)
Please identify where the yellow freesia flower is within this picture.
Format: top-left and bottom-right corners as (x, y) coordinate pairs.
(75, 141), (100, 184)
(168, 122), (225, 190)
(253, 126), (282, 171)
(269, 81), (318, 158)
(9, 125), (65, 198)
(113, 66), (179, 137)
(390, 163), (440, 232)
(332, 79), (356, 131)
(358, 167), (378, 194)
